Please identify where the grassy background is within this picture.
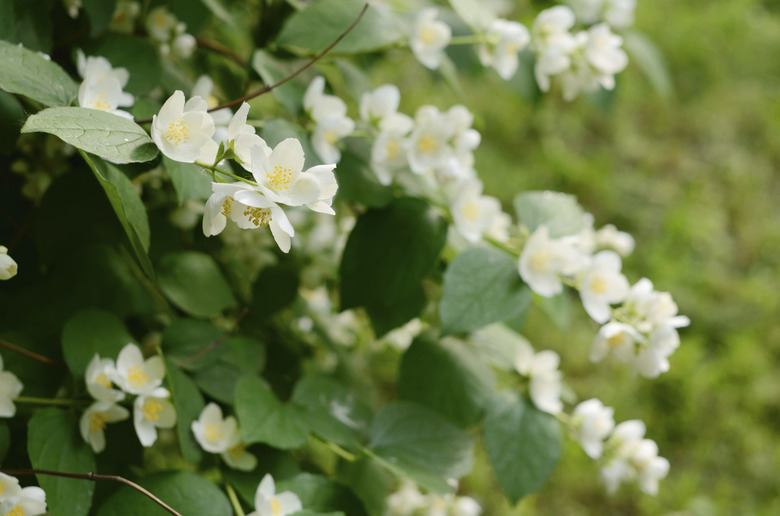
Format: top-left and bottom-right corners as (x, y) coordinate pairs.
(375, 0), (780, 514)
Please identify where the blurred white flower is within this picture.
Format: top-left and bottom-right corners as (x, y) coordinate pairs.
(192, 75), (233, 144)
(151, 90), (219, 164)
(133, 389), (177, 447)
(578, 250), (630, 323)
(76, 52), (134, 119)
(590, 321), (644, 364)
(410, 8), (451, 69)
(478, 19), (531, 80)
(221, 434), (258, 471)
(146, 6), (177, 42)
(0, 473), (46, 516)
(385, 480), (426, 515)
(0, 246), (18, 280)
(0, 353), (23, 418)
(450, 180), (510, 244)
(80, 401), (130, 453)
(515, 344), (563, 414)
(247, 474), (302, 516)
(572, 398), (615, 459)
(601, 420), (669, 495)
(595, 223), (635, 256)
(112, 343), (166, 396)
(191, 402), (239, 454)
(360, 84), (402, 125)
(518, 225), (586, 297)
(85, 354), (125, 403)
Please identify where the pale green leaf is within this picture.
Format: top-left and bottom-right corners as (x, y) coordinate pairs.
(624, 30), (674, 98)
(449, 0), (494, 32)
(235, 375), (310, 449)
(0, 40), (77, 107)
(514, 191), (585, 237)
(157, 251), (237, 317)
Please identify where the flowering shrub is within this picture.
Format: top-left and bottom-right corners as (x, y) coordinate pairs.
(0, 0), (676, 514)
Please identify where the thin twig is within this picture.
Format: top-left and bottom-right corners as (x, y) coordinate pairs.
(176, 308), (249, 368)
(134, 3), (369, 124)
(1, 469), (182, 516)
(0, 339), (65, 369)
(196, 36), (248, 67)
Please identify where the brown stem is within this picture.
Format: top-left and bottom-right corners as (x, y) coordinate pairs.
(0, 339), (65, 369)
(134, 3), (370, 124)
(196, 36), (248, 67)
(1, 469), (182, 516)
(176, 308), (249, 368)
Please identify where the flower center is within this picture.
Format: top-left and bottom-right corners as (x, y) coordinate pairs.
(607, 333), (626, 349)
(7, 504), (24, 516)
(0, 480), (7, 495)
(323, 129), (340, 145)
(89, 411), (109, 432)
(204, 423), (223, 443)
(243, 207), (272, 227)
(127, 365), (148, 388)
(88, 93), (113, 111)
(462, 201), (479, 221)
(94, 372), (113, 389)
(221, 197), (233, 217)
(143, 399), (163, 422)
(165, 119), (190, 146)
(385, 140), (400, 160)
(530, 249), (553, 273)
(420, 27), (437, 46)
(228, 443), (245, 458)
(589, 275), (608, 295)
(266, 165), (292, 191)
(417, 134), (438, 154)
(270, 497), (283, 516)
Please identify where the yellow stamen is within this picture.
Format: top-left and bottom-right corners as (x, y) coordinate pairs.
(88, 93), (112, 111)
(221, 197), (233, 217)
(89, 412), (108, 432)
(228, 443), (245, 458)
(127, 365), (148, 388)
(385, 140), (400, 160)
(607, 333), (626, 349)
(530, 250), (552, 273)
(323, 129), (339, 145)
(462, 202), (479, 221)
(266, 165), (293, 191)
(94, 372), (113, 389)
(417, 134), (438, 154)
(204, 423), (223, 443)
(420, 27), (437, 45)
(165, 119), (190, 146)
(589, 276), (608, 295)
(0, 480), (7, 495)
(143, 399), (163, 422)
(7, 504), (24, 516)
(243, 207), (273, 227)
(270, 497), (283, 516)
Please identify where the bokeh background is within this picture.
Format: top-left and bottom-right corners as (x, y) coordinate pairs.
(380, 0), (780, 514)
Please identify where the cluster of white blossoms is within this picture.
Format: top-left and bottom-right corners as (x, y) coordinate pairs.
(0, 246), (18, 281)
(385, 480), (481, 516)
(564, 0), (636, 29)
(246, 474), (302, 516)
(513, 339), (564, 415)
(0, 472), (46, 516)
(518, 211), (687, 378)
(76, 51), (134, 119)
(80, 343), (176, 453)
(145, 5), (196, 59)
(191, 403), (256, 471)
(304, 76), (355, 164)
(151, 90), (338, 253)
(0, 353), (24, 418)
(531, 5), (628, 100)
(569, 399), (669, 495)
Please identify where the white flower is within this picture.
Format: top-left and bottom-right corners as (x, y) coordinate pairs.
(590, 321), (644, 364)
(0, 474), (46, 516)
(192, 75), (233, 144)
(110, 1), (141, 33)
(565, 0), (604, 25)
(578, 250), (630, 323)
(601, 419), (669, 495)
(220, 434), (258, 471)
(191, 402), (239, 454)
(85, 354), (125, 403)
(604, 0), (636, 29)
(146, 6), (177, 42)
(410, 8), (451, 69)
(0, 353), (23, 418)
(304, 76), (347, 123)
(515, 345), (563, 415)
(518, 225), (586, 297)
(584, 23), (628, 80)
(531, 6), (578, 91)
(76, 52), (134, 119)
(632, 325), (680, 378)
(631, 439), (670, 495)
(202, 184), (295, 253)
(451, 180), (510, 244)
(478, 19), (531, 80)
(595, 223), (635, 256)
(247, 474), (302, 516)
(225, 102), (270, 171)
(151, 90), (219, 164)
(572, 399), (615, 459)
(371, 114), (414, 185)
(63, 0), (82, 18)
(0, 246), (18, 280)
(80, 401), (130, 453)
(311, 113), (354, 164)
(452, 496), (482, 516)
(113, 343), (166, 396)
(172, 32), (196, 58)
(133, 389), (177, 447)
(360, 84), (401, 125)
(380, 318), (423, 351)
(406, 106), (456, 175)
(385, 480), (425, 515)
(625, 278), (690, 331)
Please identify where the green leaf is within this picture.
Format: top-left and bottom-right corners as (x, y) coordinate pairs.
(470, 323), (534, 371)
(368, 402), (474, 494)
(22, 107), (158, 163)
(199, 0), (235, 25)
(83, 0), (117, 36)
(0, 1), (17, 43)
(163, 156), (213, 205)
(95, 470), (232, 516)
(398, 335), (494, 428)
(235, 375), (310, 449)
(276, 0), (404, 55)
(537, 291), (572, 332)
(337, 459), (392, 516)
(277, 473), (366, 515)
(514, 191), (585, 237)
(335, 139), (394, 208)
(439, 247), (532, 336)
(28, 409), (96, 516)
(0, 423), (9, 462)
(623, 30), (674, 99)
(291, 375), (372, 446)
(448, 0), (494, 33)
(162, 318), (225, 371)
(340, 197), (447, 336)
(88, 34), (162, 96)
(483, 392), (561, 503)
(157, 251), (237, 317)
(0, 40), (77, 106)
(165, 358), (206, 463)
(61, 309), (135, 379)
(0, 90), (24, 154)
(11, 0), (53, 53)
(251, 49), (304, 114)
(249, 263), (300, 321)
(80, 152), (154, 277)
(193, 336), (266, 404)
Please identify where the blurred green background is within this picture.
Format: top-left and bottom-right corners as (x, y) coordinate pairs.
(381, 0), (780, 514)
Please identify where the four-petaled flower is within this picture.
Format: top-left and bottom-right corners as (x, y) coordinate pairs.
(151, 90), (219, 164)
(247, 474), (302, 516)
